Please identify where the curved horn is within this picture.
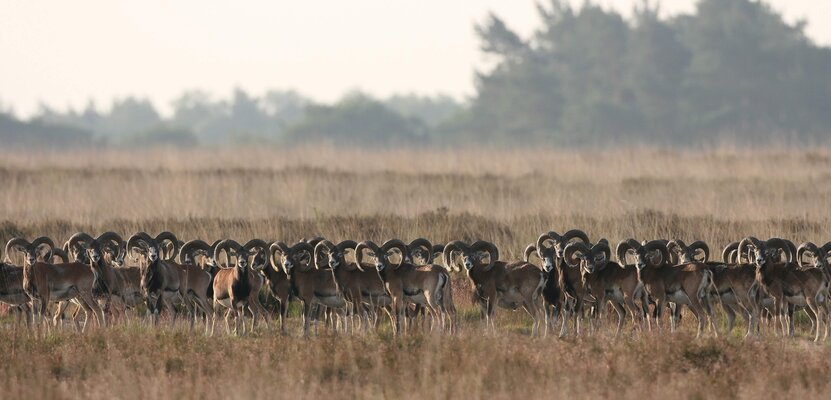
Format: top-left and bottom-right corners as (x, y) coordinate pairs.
(536, 232), (555, 257)
(96, 231), (124, 261)
(66, 232), (94, 249)
(206, 239), (221, 265)
(470, 240), (498, 271)
(442, 241), (468, 272)
(615, 239), (639, 266)
(126, 232), (156, 262)
(381, 239), (408, 269)
(316, 239), (336, 253)
(290, 241), (314, 255)
(687, 240), (709, 263)
(738, 237), (763, 265)
(214, 239), (242, 269)
(797, 242), (820, 267)
(30, 236), (55, 262)
(722, 242), (739, 263)
(559, 229), (590, 247)
(643, 240), (671, 267)
(407, 238), (432, 250)
(231, 240), (247, 263)
(243, 239), (269, 253)
(96, 232), (124, 248)
(727, 248), (739, 264)
(213, 239), (232, 269)
(563, 241), (590, 268)
(289, 241), (314, 270)
(269, 241), (290, 271)
(431, 243), (445, 264)
(242, 239), (268, 268)
(313, 239), (337, 269)
(208, 239), (221, 252)
(649, 239), (670, 257)
(66, 232), (94, 261)
(668, 239), (686, 251)
(154, 232), (180, 262)
(303, 236), (326, 249)
(766, 238), (793, 263)
(179, 239), (211, 265)
(50, 248), (69, 263)
(667, 239), (686, 262)
(355, 240), (381, 267)
(523, 244), (537, 263)
(289, 241), (317, 253)
(782, 239), (797, 263)
(336, 240), (358, 253)
(4, 237), (31, 263)
(191, 239), (219, 268)
(408, 238), (433, 264)
(100, 240), (124, 263)
(592, 241), (612, 269)
(335, 240), (362, 270)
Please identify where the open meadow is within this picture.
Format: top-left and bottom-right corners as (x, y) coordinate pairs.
(2, 146), (831, 399)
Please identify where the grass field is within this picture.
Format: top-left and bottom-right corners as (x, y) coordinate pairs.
(2, 146), (831, 399)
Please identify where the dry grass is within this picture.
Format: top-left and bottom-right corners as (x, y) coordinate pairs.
(2, 145), (831, 223)
(2, 326), (830, 400)
(1, 146), (831, 399)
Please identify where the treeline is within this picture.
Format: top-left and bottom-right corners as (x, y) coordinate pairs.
(1, 91), (460, 148)
(458, 0), (831, 145)
(2, 0), (830, 149)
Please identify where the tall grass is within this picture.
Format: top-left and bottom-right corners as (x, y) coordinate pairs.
(1, 146), (830, 223)
(1, 325), (829, 399)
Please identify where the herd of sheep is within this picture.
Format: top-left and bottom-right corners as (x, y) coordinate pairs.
(2, 230), (828, 340)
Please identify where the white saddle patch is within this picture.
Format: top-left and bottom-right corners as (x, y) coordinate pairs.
(784, 295), (806, 307)
(666, 291), (690, 304)
(405, 293), (428, 305)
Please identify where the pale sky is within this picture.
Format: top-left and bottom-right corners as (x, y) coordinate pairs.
(1, 0), (829, 117)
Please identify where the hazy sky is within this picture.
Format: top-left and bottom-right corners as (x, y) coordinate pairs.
(1, 0), (829, 116)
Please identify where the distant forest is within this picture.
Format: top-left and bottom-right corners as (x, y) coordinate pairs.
(3, 0), (830, 148)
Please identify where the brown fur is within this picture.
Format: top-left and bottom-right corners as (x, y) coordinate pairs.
(444, 240), (545, 335)
(357, 239), (456, 334)
(271, 241), (349, 336)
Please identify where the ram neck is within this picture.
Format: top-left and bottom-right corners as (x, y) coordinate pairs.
(637, 265), (661, 282)
(148, 259), (166, 276)
(334, 265), (351, 281)
(467, 264), (493, 284)
(554, 258), (569, 273)
(91, 259), (111, 272)
(757, 262), (786, 283)
(377, 266), (393, 281)
(582, 270), (599, 287)
(262, 266), (283, 280)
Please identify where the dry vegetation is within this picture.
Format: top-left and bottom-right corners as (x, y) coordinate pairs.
(3, 327), (830, 400)
(2, 146), (831, 399)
